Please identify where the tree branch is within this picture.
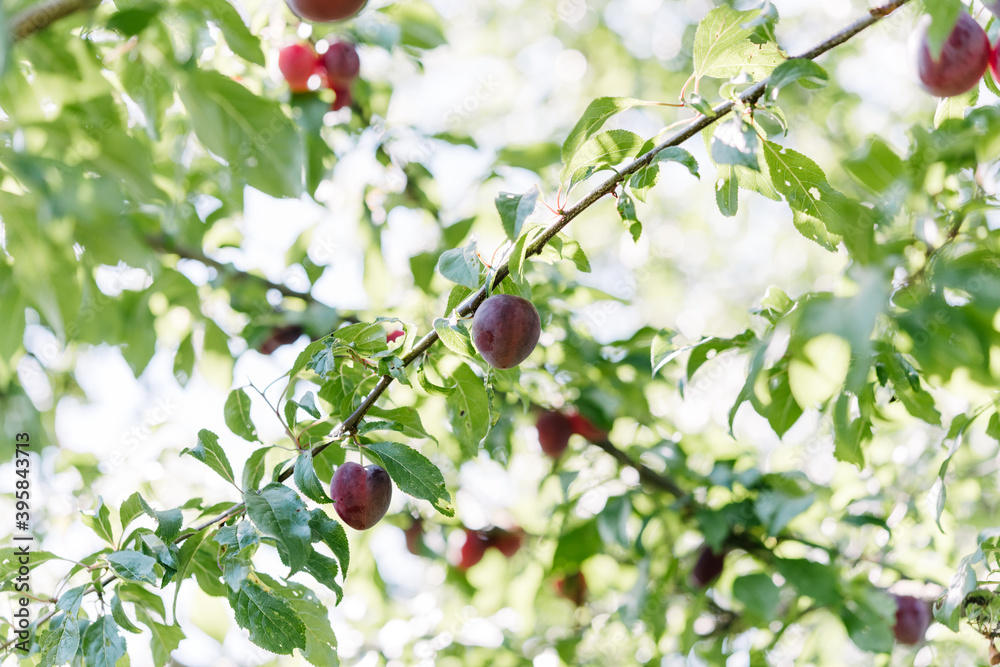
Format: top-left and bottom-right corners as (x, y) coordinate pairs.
(7, 0), (98, 42)
(0, 0), (911, 649)
(147, 234), (318, 304)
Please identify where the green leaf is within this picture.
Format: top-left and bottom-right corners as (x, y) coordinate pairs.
(496, 188), (539, 240)
(445, 363), (491, 457)
(366, 442), (454, 517)
(244, 483), (312, 575)
(110, 594), (143, 634)
(840, 585), (896, 652)
(775, 558), (841, 607)
(81, 497), (114, 545)
(381, 0), (447, 50)
(711, 116), (760, 171)
(277, 581), (340, 666)
(842, 137), (904, 195)
(302, 550), (343, 602)
(561, 97), (648, 167)
(183, 429), (237, 486)
(40, 614), (80, 667)
(106, 550), (158, 585)
(225, 388), (259, 442)
(194, 0), (265, 66)
(733, 573), (780, 621)
(178, 69), (304, 199)
(119, 492), (146, 533)
(135, 609), (185, 667)
(56, 585), (86, 616)
(934, 86), (978, 128)
(433, 318), (479, 360)
(650, 329), (679, 375)
(762, 141), (873, 259)
(308, 509), (350, 576)
(552, 520), (602, 571)
(693, 5), (785, 80)
(987, 412), (1000, 443)
(937, 549), (982, 630)
(416, 361), (456, 397)
(242, 447), (271, 491)
(763, 373), (803, 437)
(436, 242), (481, 289)
(563, 129), (646, 187)
(228, 579), (306, 655)
(294, 450), (333, 505)
(628, 146), (700, 203)
(754, 489), (814, 535)
(136, 496), (183, 543)
(82, 615), (126, 667)
(764, 59), (828, 100)
(616, 192), (642, 242)
(365, 406), (435, 441)
(923, 0), (963, 58)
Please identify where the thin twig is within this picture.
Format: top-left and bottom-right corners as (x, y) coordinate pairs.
(7, 0), (99, 42)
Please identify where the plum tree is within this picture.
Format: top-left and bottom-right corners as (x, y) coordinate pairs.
(555, 571), (587, 606)
(323, 41), (360, 84)
(458, 529), (490, 570)
(257, 324), (305, 354)
(690, 546), (727, 588)
(285, 0), (367, 23)
(471, 294), (541, 369)
(278, 43), (321, 93)
(893, 595), (932, 645)
(991, 43), (1000, 88)
(910, 13), (989, 97)
(536, 410), (572, 458)
(329, 462), (392, 530)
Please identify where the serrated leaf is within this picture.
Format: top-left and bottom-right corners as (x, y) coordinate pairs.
(106, 550), (158, 585)
(228, 579), (306, 655)
(40, 614), (80, 667)
(445, 363), (490, 457)
(294, 451), (332, 505)
(308, 509), (350, 576)
(136, 496), (183, 543)
(302, 550), (343, 603)
(762, 141), (873, 259)
(183, 429), (236, 486)
(433, 318), (478, 359)
(82, 615), (126, 667)
(244, 484), (312, 575)
(436, 242), (481, 289)
(367, 442), (454, 517)
(225, 388), (259, 442)
(496, 188), (539, 240)
(259, 575), (340, 666)
(561, 97), (648, 166)
(57, 585), (86, 616)
(693, 5), (785, 80)
(82, 497), (114, 545)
